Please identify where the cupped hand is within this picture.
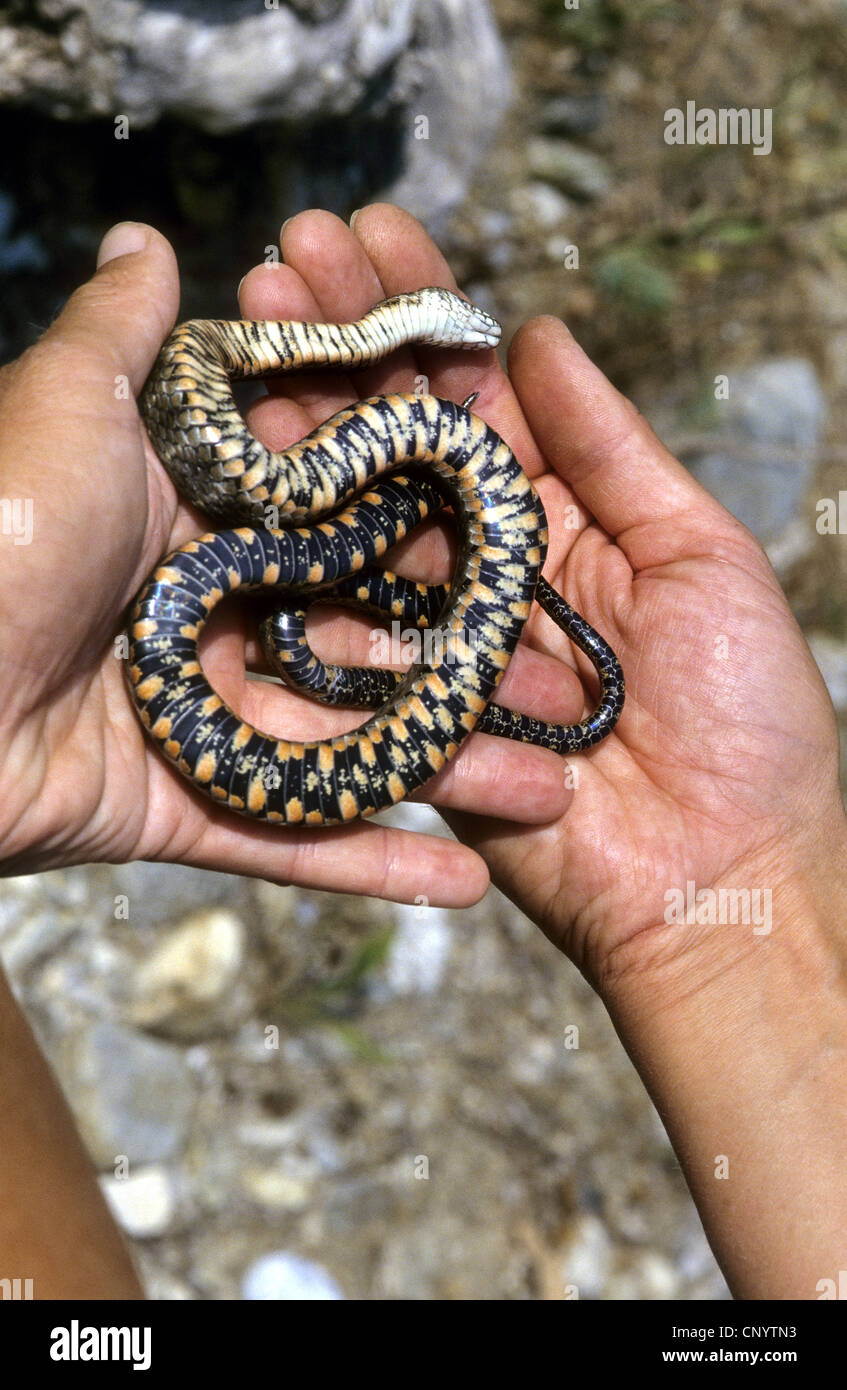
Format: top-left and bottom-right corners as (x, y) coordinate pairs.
(246, 203), (845, 986)
(0, 218), (571, 904)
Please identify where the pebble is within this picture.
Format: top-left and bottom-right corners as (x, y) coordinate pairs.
(382, 902), (453, 997)
(128, 907), (246, 1036)
(240, 1167), (311, 1211)
(527, 136), (612, 200)
(0, 909), (78, 974)
(53, 1023), (195, 1168)
(688, 357), (826, 541)
(241, 1252), (345, 1301)
(540, 93), (608, 137)
(510, 180), (573, 229)
(109, 862), (243, 931)
(99, 1165), (176, 1239)
(560, 1213), (613, 1298)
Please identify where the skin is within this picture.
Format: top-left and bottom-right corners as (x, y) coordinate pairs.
(0, 204), (845, 1298)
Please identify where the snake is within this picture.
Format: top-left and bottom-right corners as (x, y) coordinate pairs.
(126, 286), (624, 826)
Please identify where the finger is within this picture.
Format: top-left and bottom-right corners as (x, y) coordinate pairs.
(179, 587), (573, 827)
(350, 203), (548, 476)
(279, 207), (422, 401)
(238, 213), (420, 410)
(409, 733), (570, 822)
(138, 763), (491, 906)
(508, 316), (744, 567)
(245, 598), (588, 713)
(44, 222), (179, 396)
(205, 641), (572, 824)
(238, 258), (361, 417)
(279, 207), (515, 446)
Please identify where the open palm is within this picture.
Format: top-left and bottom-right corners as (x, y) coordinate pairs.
(0, 217), (565, 903)
(247, 204), (843, 983)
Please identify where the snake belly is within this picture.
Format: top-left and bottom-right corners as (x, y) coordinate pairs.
(127, 286), (623, 826)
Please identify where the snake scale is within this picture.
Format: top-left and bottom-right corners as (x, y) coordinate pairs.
(127, 286), (624, 826)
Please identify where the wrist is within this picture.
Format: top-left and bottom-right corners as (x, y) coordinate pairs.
(604, 809), (847, 1019)
(600, 818), (847, 1298)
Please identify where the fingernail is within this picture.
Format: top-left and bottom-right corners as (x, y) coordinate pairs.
(237, 274), (246, 299)
(349, 208), (361, 232)
(97, 221), (149, 268)
(279, 217), (292, 241)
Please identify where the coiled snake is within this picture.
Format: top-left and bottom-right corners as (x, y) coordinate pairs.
(127, 287), (624, 825)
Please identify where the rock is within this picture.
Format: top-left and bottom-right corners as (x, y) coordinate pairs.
(507, 1034), (558, 1086)
(540, 93), (608, 137)
(0, 1), (414, 129)
(0, 0), (510, 236)
(241, 1252), (345, 1300)
(510, 180), (573, 230)
(0, 908), (78, 975)
(687, 358), (826, 541)
(384, 0), (513, 237)
(764, 515), (815, 579)
(53, 1023), (195, 1168)
(382, 902), (453, 997)
(99, 1165), (177, 1239)
(0, 876), (49, 941)
(607, 1249), (679, 1299)
(109, 862), (244, 932)
(240, 1167), (311, 1211)
(128, 907), (247, 1038)
(527, 136), (612, 200)
(560, 1213), (613, 1298)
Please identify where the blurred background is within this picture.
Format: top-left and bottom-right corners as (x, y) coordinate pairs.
(1, 0), (845, 1299)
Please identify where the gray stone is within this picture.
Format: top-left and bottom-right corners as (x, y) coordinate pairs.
(527, 136), (612, 200)
(127, 907), (247, 1038)
(109, 862), (243, 931)
(687, 358), (826, 540)
(382, 902), (452, 997)
(540, 93), (608, 137)
(53, 1023), (195, 1167)
(0, 908), (78, 975)
(510, 180), (573, 230)
(99, 1165), (177, 1238)
(241, 1251), (345, 1300)
(0, 0), (510, 236)
(559, 1212), (613, 1298)
(384, 0), (512, 237)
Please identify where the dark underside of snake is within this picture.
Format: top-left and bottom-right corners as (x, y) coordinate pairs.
(126, 286), (625, 826)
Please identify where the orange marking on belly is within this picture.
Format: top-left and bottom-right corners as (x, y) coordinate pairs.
(387, 771), (406, 801)
(195, 752), (217, 782)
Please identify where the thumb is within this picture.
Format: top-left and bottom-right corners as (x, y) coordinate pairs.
(44, 222), (180, 395)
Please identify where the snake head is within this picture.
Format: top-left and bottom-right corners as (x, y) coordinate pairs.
(387, 286), (501, 350)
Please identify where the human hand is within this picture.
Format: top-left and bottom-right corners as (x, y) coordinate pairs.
(290, 202), (847, 1300)
(251, 203), (846, 974)
(0, 219), (573, 904)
